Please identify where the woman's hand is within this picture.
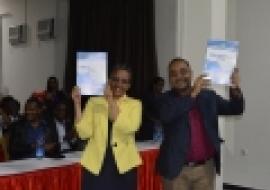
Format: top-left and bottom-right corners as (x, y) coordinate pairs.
(104, 84), (119, 121)
(71, 86), (82, 123)
(71, 86), (81, 106)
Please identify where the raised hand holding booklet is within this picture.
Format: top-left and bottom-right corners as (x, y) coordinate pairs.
(76, 52), (107, 96)
(203, 40), (239, 85)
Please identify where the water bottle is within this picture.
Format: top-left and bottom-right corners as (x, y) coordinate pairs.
(153, 123), (163, 143)
(36, 136), (45, 159)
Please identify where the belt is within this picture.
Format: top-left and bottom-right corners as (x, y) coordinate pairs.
(184, 158), (211, 167)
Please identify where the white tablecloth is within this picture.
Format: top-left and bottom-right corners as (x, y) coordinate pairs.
(0, 141), (160, 176)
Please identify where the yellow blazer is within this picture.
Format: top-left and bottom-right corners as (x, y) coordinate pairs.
(76, 96), (142, 175)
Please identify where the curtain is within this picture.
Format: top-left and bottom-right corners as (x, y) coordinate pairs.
(64, 0), (157, 98)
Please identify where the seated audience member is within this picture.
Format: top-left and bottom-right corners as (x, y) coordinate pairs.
(136, 77), (165, 140)
(48, 100), (81, 152)
(0, 96), (21, 134)
(9, 97), (59, 160)
(32, 76), (66, 118)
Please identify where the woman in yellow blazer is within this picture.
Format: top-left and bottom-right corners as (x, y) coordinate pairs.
(72, 65), (142, 190)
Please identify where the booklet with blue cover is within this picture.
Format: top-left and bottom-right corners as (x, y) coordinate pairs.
(76, 52), (107, 96)
(203, 40), (239, 85)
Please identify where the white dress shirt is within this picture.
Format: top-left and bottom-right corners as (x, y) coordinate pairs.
(55, 119), (70, 151)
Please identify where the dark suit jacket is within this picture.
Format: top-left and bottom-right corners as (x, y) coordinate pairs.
(136, 92), (163, 140)
(156, 88), (244, 179)
(47, 118), (82, 152)
(9, 118), (59, 160)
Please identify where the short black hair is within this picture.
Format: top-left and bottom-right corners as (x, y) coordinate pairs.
(169, 57), (190, 70)
(47, 76), (58, 84)
(109, 64), (132, 80)
(46, 76), (59, 91)
(153, 76), (164, 85)
(0, 96), (20, 115)
(25, 97), (42, 108)
(53, 98), (70, 111)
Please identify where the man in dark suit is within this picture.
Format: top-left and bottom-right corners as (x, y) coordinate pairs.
(9, 97), (59, 160)
(136, 76), (165, 141)
(48, 100), (82, 152)
(156, 58), (244, 190)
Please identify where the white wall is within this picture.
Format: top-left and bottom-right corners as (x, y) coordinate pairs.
(55, 0), (69, 88)
(155, 0), (178, 90)
(155, 0), (212, 84)
(180, 0), (211, 77)
(0, 18), (2, 91)
(0, 0), (68, 106)
(224, 0), (270, 189)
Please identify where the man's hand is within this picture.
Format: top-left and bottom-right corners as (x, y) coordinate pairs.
(191, 74), (210, 98)
(231, 68), (240, 89)
(230, 68), (242, 98)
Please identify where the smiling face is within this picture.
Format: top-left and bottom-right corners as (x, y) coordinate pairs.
(25, 101), (41, 123)
(54, 103), (67, 122)
(47, 77), (59, 92)
(169, 59), (192, 95)
(109, 69), (131, 99)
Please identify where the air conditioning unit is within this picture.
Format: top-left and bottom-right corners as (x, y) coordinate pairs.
(37, 18), (54, 40)
(9, 24), (27, 45)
